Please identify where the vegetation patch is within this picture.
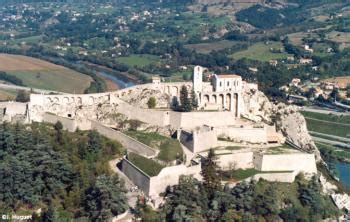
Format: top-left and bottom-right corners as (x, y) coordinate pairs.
(116, 54), (160, 68)
(303, 117), (350, 137)
(125, 130), (183, 162)
(301, 111), (350, 124)
(0, 122), (126, 221)
(184, 40), (238, 54)
(0, 54), (92, 93)
(127, 152), (164, 177)
(230, 42), (292, 62)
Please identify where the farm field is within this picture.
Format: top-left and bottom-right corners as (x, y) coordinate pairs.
(116, 54), (160, 68)
(185, 40), (238, 54)
(230, 42), (292, 62)
(327, 31), (350, 44)
(0, 88), (17, 101)
(0, 54), (92, 93)
(302, 111), (350, 137)
(321, 76), (350, 88)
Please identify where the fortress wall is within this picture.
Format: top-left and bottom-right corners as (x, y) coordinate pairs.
(179, 130), (194, 152)
(90, 121), (157, 157)
(149, 164), (201, 197)
(217, 152), (254, 170)
(121, 157), (151, 195)
(253, 153), (263, 169)
(216, 126), (267, 143)
(115, 100), (170, 126)
(259, 153), (317, 174)
(193, 129), (218, 153)
(42, 113), (81, 132)
(174, 112), (237, 128)
(250, 171), (298, 183)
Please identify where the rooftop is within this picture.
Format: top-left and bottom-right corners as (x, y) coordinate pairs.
(215, 74), (241, 79)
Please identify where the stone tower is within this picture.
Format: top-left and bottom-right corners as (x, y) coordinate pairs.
(193, 66), (203, 93)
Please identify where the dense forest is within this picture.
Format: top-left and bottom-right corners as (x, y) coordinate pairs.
(0, 122), (127, 221)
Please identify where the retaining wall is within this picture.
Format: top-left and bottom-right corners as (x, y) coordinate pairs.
(91, 121), (157, 157)
(250, 171), (298, 183)
(258, 153), (317, 174)
(216, 152), (254, 170)
(41, 113), (157, 157)
(121, 157), (151, 194)
(216, 126), (267, 143)
(148, 164), (201, 197)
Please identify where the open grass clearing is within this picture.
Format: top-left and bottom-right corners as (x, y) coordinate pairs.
(221, 168), (294, 181)
(321, 76), (350, 88)
(127, 152), (164, 177)
(327, 31), (350, 43)
(185, 40), (239, 54)
(0, 88), (17, 101)
(116, 54), (160, 68)
(230, 41), (292, 62)
(301, 111), (350, 124)
(304, 117), (350, 138)
(0, 54), (92, 93)
(125, 130), (183, 162)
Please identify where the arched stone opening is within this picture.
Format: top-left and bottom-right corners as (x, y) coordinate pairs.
(171, 86), (178, 96)
(218, 94), (224, 109)
(226, 93), (231, 111)
(212, 94), (217, 104)
(234, 93), (239, 117)
(204, 94), (210, 103)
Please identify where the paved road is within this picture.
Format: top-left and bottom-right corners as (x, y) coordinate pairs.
(302, 107), (350, 116)
(313, 137), (350, 149)
(0, 83), (65, 94)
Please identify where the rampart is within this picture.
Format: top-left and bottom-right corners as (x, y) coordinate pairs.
(120, 156), (201, 198)
(256, 153), (317, 174)
(41, 113), (157, 157)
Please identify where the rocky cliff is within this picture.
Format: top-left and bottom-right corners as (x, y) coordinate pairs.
(241, 87), (321, 161)
(274, 104), (321, 161)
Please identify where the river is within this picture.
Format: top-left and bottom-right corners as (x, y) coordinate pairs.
(98, 71), (135, 89)
(337, 161), (350, 187)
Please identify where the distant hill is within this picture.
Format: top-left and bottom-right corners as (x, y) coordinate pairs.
(196, 0), (264, 4)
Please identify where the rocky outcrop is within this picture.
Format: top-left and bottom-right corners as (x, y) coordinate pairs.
(320, 174), (350, 211)
(274, 104), (321, 161)
(120, 88), (170, 109)
(241, 85), (273, 123)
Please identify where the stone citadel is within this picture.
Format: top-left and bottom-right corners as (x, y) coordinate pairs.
(0, 66), (323, 207)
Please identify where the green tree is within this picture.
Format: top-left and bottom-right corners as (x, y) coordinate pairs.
(162, 176), (207, 221)
(201, 149), (221, 198)
(147, 97), (157, 109)
(15, 90), (29, 102)
(54, 121), (63, 145)
(171, 96), (179, 110)
(83, 174), (128, 221)
(190, 90), (198, 110)
(179, 85), (191, 112)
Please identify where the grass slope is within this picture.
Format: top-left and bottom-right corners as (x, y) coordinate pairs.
(127, 152), (164, 177)
(231, 42), (292, 62)
(0, 54), (92, 93)
(301, 111), (350, 137)
(125, 130), (183, 162)
(116, 54), (159, 68)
